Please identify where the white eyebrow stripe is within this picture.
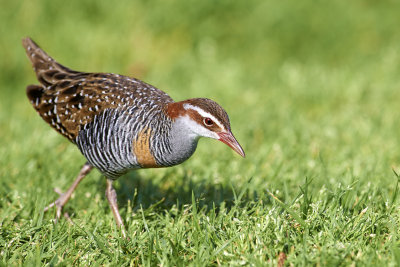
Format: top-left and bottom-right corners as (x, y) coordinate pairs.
(183, 103), (225, 130)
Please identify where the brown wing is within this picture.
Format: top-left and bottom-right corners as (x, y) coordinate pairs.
(22, 37), (174, 142)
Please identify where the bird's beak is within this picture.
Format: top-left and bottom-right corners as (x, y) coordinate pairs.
(218, 131), (245, 158)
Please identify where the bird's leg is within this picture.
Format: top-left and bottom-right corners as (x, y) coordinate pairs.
(105, 179), (127, 238)
(44, 162), (93, 222)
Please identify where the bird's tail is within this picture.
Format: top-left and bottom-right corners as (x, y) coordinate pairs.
(22, 37), (78, 87)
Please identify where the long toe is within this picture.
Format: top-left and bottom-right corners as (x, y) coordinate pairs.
(42, 163), (93, 222)
(44, 189), (70, 222)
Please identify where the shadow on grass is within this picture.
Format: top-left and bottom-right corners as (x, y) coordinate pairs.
(95, 170), (261, 214)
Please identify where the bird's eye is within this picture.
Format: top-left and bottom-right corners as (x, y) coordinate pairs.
(203, 117), (214, 126)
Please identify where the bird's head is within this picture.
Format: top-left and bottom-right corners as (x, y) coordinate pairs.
(166, 98), (245, 157)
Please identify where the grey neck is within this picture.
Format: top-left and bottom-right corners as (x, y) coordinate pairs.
(154, 116), (199, 167)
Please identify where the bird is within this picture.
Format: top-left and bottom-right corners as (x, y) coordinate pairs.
(22, 37), (245, 237)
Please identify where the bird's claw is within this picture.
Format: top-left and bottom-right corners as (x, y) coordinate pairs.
(43, 188), (73, 224)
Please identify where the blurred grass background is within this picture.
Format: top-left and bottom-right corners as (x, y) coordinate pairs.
(2, 0), (400, 265)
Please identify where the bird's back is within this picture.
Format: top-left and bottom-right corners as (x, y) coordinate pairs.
(22, 37), (174, 142)
(23, 37), (175, 178)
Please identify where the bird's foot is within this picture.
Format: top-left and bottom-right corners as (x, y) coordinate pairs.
(42, 163), (93, 224)
(43, 187), (73, 224)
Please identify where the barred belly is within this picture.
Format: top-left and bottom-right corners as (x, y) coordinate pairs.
(75, 108), (140, 179)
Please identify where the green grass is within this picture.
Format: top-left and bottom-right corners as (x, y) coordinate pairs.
(2, 0), (400, 265)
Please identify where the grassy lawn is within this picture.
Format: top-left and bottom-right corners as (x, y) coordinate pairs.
(2, 0), (400, 265)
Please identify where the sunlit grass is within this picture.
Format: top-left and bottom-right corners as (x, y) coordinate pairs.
(2, 0), (400, 265)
